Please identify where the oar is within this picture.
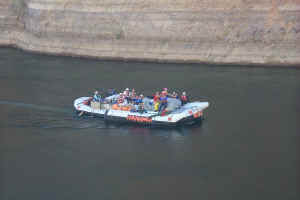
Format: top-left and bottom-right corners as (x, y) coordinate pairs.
(78, 111), (85, 117)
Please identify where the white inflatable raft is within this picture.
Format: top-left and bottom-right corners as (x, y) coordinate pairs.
(74, 95), (209, 126)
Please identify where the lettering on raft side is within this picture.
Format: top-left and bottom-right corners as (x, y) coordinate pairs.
(126, 115), (152, 123)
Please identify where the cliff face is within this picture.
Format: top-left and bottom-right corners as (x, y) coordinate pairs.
(1, 0), (300, 66)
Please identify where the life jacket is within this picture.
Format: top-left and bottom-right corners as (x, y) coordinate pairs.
(154, 102), (160, 111)
(160, 96), (168, 103)
(121, 106), (131, 111)
(153, 95), (160, 102)
(112, 104), (120, 110)
(181, 95), (188, 102)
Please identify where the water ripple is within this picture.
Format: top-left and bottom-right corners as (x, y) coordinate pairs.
(0, 100), (203, 138)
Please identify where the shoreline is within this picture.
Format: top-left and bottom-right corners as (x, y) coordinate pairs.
(2, 44), (299, 68)
(1, 0), (299, 67)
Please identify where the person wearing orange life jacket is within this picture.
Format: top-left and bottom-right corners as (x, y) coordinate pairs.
(180, 91), (189, 105)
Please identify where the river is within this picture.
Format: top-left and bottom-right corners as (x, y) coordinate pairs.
(0, 47), (299, 200)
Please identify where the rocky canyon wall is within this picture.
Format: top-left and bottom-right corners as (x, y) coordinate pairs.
(0, 0), (299, 66)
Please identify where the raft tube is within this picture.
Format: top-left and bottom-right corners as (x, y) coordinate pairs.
(74, 96), (209, 126)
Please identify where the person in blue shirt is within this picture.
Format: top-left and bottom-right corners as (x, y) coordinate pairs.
(134, 94), (143, 104)
(158, 94), (168, 113)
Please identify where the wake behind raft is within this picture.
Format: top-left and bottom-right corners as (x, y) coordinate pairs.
(74, 91), (209, 126)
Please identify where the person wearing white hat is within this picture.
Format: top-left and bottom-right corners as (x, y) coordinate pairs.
(93, 91), (101, 102)
(180, 91), (189, 105)
(124, 88), (130, 97)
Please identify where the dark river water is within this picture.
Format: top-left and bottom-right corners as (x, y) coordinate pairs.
(0, 47), (299, 200)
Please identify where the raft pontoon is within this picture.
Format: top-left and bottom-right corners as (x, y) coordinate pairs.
(74, 94), (209, 126)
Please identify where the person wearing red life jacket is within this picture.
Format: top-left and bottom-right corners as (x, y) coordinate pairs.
(180, 91), (189, 105)
(153, 91), (160, 102)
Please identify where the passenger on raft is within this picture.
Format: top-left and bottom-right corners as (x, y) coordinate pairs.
(130, 94), (143, 111)
(123, 88), (131, 103)
(153, 91), (160, 102)
(123, 88), (130, 97)
(134, 94), (144, 104)
(117, 93), (126, 105)
(171, 91), (179, 99)
(130, 88), (136, 98)
(93, 91), (101, 102)
(180, 91), (189, 105)
(153, 91), (160, 111)
(158, 90), (168, 113)
(161, 88), (168, 97)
